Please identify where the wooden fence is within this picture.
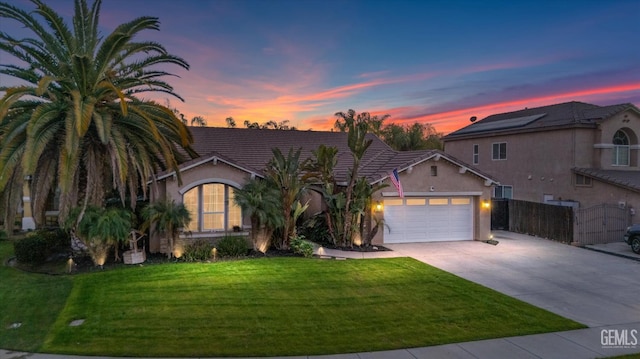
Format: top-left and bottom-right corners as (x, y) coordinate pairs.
(494, 199), (574, 243)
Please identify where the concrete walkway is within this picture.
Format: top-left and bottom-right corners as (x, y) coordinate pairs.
(3, 232), (640, 359)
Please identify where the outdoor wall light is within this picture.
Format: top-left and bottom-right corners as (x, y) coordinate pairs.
(375, 201), (383, 212)
(482, 200), (491, 209)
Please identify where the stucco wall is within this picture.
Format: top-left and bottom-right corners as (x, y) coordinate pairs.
(445, 129), (582, 203)
(596, 111), (640, 170)
(573, 180), (640, 210)
(444, 110), (640, 207)
(149, 160), (253, 253)
(370, 157), (493, 244)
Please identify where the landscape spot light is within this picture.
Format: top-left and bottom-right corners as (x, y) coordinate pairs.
(67, 257), (74, 273)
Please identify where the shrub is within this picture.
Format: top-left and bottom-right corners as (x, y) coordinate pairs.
(0, 229), (7, 241)
(38, 228), (70, 252)
(14, 235), (48, 263)
(291, 235), (314, 258)
(301, 215), (332, 245)
(13, 229), (70, 264)
(183, 239), (214, 262)
(216, 236), (249, 257)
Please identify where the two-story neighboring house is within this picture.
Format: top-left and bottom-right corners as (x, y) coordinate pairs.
(443, 101), (640, 243)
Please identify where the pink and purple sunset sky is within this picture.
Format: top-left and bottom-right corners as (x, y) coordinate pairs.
(3, 0), (640, 134)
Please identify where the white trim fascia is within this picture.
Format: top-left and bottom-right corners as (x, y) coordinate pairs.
(593, 143), (640, 149)
(382, 191), (484, 197)
(371, 153), (499, 186)
(179, 178), (244, 195)
(153, 155), (261, 182)
(593, 144), (614, 149)
(370, 154), (437, 185)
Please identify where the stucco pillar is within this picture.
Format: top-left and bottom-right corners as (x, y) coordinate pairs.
(21, 176), (35, 231)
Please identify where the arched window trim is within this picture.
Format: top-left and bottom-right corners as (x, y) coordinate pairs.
(179, 178), (242, 195)
(613, 129), (630, 166)
(182, 182), (242, 232)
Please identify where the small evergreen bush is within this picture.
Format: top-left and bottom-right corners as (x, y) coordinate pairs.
(182, 239), (214, 262)
(39, 228), (70, 252)
(13, 229), (70, 264)
(0, 229), (7, 241)
(14, 235), (48, 263)
(216, 236), (249, 257)
(291, 235), (314, 258)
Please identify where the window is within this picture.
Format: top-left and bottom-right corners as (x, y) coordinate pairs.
(384, 199), (403, 206)
(575, 174), (592, 186)
(430, 165), (438, 176)
(429, 198), (448, 205)
(473, 144), (479, 164)
(451, 198), (471, 205)
(494, 185), (513, 199)
(183, 183), (242, 232)
(613, 130), (630, 166)
(492, 142), (507, 160)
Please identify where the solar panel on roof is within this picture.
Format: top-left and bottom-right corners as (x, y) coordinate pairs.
(455, 113), (546, 134)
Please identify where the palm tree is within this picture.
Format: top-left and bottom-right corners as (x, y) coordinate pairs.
(350, 177), (387, 247)
(233, 178), (283, 252)
(304, 144), (344, 245)
(333, 110), (389, 136)
(264, 148), (307, 249)
(141, 199), (191, 258)
(63, 206), (132, 266)
(91, 207), (133, 262)
(334, 110), (373, 246)
(190, 116), (207, 127)
(0, 0), (196, 229)
(225, 117), (236, 128)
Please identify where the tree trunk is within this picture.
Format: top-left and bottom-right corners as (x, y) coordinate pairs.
(250, 217), (260, 251)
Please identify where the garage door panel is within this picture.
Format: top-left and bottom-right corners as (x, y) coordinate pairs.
(384, 197), (473, 243)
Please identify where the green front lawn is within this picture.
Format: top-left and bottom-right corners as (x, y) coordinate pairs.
(0, 241), (73, 351)
(0, 241), (584, 357)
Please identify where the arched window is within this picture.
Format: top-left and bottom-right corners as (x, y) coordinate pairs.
(613, 130), (630, 166)
(183, 183), (242, 232)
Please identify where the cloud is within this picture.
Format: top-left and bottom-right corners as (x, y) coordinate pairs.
(380, 82), (640, 134)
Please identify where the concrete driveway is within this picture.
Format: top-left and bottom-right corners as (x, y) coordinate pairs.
(385, 231), (640, 328)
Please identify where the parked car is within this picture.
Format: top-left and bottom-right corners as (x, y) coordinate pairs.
(623, 224), (640, 254)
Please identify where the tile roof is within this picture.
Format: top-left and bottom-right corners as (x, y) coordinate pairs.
(162, 127), (497, 185)
(445, 101), (640, 139)
(573, 168), (640, 193)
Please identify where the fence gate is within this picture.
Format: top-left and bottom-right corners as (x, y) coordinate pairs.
(576, 204), (630, 245)
(491, 198), (509, 230)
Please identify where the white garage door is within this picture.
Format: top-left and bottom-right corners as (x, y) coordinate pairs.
(383, 197), (473, 243)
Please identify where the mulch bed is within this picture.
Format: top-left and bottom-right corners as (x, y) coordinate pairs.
(7, 242), (393, 275)
(320, 244), (392, 252)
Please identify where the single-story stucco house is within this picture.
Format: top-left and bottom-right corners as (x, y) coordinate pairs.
(149, 127), (498, 254)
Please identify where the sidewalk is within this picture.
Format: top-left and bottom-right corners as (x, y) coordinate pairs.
(3, 323), (640, 359)
(585, 240), (640, 261)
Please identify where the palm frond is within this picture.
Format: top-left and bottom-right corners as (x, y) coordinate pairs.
(23, 102), (65, 172)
